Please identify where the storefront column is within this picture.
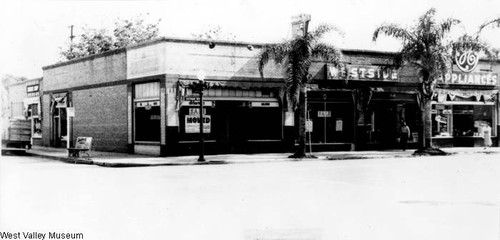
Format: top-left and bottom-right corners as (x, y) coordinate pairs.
(497, 91), (500, 147)
(160, 81), (167, 156)
(127, 84), (134, 153)
(166, 83), (180, 156)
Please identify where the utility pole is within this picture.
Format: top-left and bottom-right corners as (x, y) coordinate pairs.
(69, 25), (75, 55)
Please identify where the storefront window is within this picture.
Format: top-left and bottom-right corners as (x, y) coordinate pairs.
(308, 102), (353, 143)
(135, 101), (161, 142)
(134, 82), (161, 142)
(28, 103), (38, 117)
(432, 104), (496, 138)
(432, 104), (453, 137)
(33, 117), (42, 138)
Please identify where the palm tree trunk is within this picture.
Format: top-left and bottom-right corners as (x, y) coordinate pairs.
(420, 98), (432, 149)
(295, 87), (307, 158)
(423, 99), (432, 148)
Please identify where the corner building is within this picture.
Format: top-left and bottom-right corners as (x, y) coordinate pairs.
(41, 38), (499, 156)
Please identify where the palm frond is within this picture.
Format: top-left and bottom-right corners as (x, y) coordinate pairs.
(257, 41), (291, 77)
(477, 17), (500, 35)
(309, 23), (344, 40)
(451, 34), (496, 60)
(439, 18), (461, 37)
(311, 43), (342, 65)
(372, 23), (414, 42)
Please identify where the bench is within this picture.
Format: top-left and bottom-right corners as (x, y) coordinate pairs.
(68, 137), (92, 160)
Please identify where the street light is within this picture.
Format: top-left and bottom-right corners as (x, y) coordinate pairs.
(194, 70), (208, 162)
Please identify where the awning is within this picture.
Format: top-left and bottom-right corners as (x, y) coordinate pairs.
(434, 89), (498, 103)
(176, 79), (284, 111)
(178, 79), (284, 89)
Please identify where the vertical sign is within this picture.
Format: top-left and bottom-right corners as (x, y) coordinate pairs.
(306, 120), (313, 132)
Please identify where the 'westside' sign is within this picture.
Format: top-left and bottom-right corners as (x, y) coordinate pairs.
(328, 65), (398, 81)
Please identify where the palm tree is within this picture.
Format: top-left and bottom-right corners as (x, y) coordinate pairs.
(373, 8), (494, 154)
(257, 24), (343, 158)
(478, 17), (500, 35)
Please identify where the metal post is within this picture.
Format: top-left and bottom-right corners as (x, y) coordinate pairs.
(198, 86), (205, 162)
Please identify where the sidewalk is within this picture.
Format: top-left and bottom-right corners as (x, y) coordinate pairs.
(19, 145), (500, 168)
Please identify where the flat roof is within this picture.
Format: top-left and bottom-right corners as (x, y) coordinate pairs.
(42, 36), (500, 70)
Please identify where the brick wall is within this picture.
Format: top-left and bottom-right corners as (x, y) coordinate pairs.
(43, 51), (127, 92)
(72, 84), (128, 152)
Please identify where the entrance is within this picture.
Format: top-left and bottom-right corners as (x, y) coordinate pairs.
(213, 101), (282, 153)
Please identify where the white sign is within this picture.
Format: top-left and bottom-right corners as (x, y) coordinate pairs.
(306, 120), (313, 132)
(185, 115), (211, 133)
(335, 119), (343, 131)
(285, 112), (294, 126)
(442, 72), (498, 86)
(67, 107), (75, 117)
(328, 65), (398, 81)
(318, 111), (331, 118)
(189, 108), (206, 115)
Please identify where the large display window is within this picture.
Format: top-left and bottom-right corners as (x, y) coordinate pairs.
(307, 102), (353, 143)
(134, 82), (160, 143)
(432, 104), (496, 138)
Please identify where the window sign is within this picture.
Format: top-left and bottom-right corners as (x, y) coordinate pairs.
(317, 111), (331, 117)
(67, 107), (75, 117)
(32, 117), (42, 138)
(335, 119), (343, 131)
(189, 108), (206, 115)
(185, 115), (211, 133)
(306, 120), (313, 132)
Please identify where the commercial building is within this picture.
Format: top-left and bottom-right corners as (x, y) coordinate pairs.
(2, 77), (43, 145)
(432, 58), (499, 147)
(39, 37), (499, 156)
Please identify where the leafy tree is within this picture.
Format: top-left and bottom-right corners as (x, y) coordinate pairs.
(1, 75), (28, 120)
(373, 8), (493, 154)
(257, 24), (343, 158)
(191, 26), (236, 41)
(60, 16), (161, 60)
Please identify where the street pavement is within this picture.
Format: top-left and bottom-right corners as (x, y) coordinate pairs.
(1, 151), (499, 240)
(20, 145), (500, 167)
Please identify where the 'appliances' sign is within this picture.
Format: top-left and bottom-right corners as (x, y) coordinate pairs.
(440, 72), (498, 86)
(328, 65), (398, 81)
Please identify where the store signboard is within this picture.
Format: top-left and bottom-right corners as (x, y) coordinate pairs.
(327, 65), (398, 81)
(441, 72), (498, 86)
(185, 115), (211, 133)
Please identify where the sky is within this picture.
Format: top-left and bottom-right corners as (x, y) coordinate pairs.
(0, 0), (499, 79)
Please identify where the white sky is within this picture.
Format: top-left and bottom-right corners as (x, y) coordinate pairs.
(0, 0), (499, 79)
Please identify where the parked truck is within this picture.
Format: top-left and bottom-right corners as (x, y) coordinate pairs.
(2, 119), (31, 149)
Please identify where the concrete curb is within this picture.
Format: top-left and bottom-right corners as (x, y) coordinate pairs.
(18, 148), (500, 168)
(92, 160), (229, 168)
(27, 152), (94, 165)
